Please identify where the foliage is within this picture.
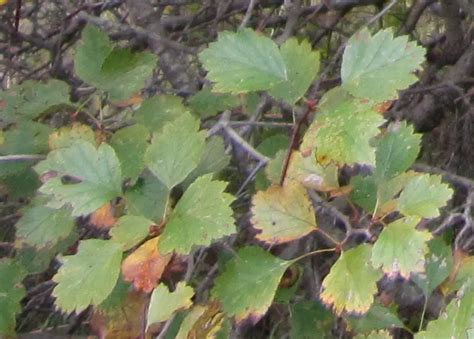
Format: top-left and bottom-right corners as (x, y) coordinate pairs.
(1, 21), (472, 339)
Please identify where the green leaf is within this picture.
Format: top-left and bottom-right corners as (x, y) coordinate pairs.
(264, 149), (286, 184)
(0, 259), (26, 335)
(15, 203), (75, 249)
(341, 28), (425, 102)
(412, 238), (454, 297)
(75, 25), (113, 90)
(75, 25), (157, 100)
(147, 282), (194, 328)
(199, 28), (287, 93)
(110, 215), (154, 251)
(36, 141), (123, 216)
(52, 239), (122, 313)
(110, 124), (149, 182)
(188, 88), (240, 118)
(124, 173), (170, 224)
(398, 174), (453, 218)
(183, 136), (231, 187)
(415, 284), (474, 339)
(321, 244), (383, 314)
(290, 301), (334, 339)
(0, 168), (40, 199)
(212, 246), (291, 322)
(0, 79), (72, 123)
(0, 121), (52, 177)
(375, 121), (421, 180)
(269, 38), (320, 104)
(346, 303), (405, 334)
(159, 174), (235, 254)
(251, 181), (317, 244)
(311, 92), (385, 165)
(145, 112), (206, 189)
(350, 175), (377, 212)
(371, 217), (431, 278)
(134, 95), (188, 133)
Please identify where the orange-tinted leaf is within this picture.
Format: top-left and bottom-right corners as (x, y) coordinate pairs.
(90, 202), (117, 230)
(91, 290), (148, 339)
(111, 94), (144, 108)
(121, 237), (172, 293)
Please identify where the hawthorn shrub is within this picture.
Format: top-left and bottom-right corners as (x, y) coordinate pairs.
(0, 19), (473, 339)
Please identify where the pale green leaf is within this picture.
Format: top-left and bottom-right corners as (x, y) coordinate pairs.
(188, 88), (240, 118)
(147, 282), (194, 328)
(52, 239), (122, 313)
(145, 112), (206, 189)
(269, 38), (320, 104)
(0, 79), (72, 123)
(48, 123), (96, 150)
(159, 174), (235, 254)
(375, 121), (421, 180)
(398, 174), (453, 218)
(264, 149), (286, 184)
(0, 259), (27, 336)
(199, 28), (287, 93)
(124, 173), (170, 224)
(355, 330), (392, 339)
(135, 95), (188, 133)
(312, 94), (385, 165)
(110, 124), (149, 182)
(412, 238), (454, 297)
(251, 181), (316, 244)
(212, 246), (291, 322)
(15, 203), (75, 249)
(36, 141), (123, 216)
(371, 217), (431, 278)
(321, 244), (383, 314)
(342, 28), (425, 102)
(110, 215), (154, 251)
(415, 284), (474, 339)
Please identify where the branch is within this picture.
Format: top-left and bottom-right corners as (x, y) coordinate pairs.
(0, 154), (46, 163)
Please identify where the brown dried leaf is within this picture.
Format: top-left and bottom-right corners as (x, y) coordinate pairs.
(90, 202), (117, 230)
(121, 237), (172, 293)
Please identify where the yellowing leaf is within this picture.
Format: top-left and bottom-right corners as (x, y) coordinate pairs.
(251, 181), (316, 244)
(48, 123), (96, 150)
(90, 202), (117, 230)
(121, 237), (172, 293)
(371, 217), (431, 278)
(176, 302), (226, 339)
(147, 282), (194, 329)
(321, 244), (382, 315)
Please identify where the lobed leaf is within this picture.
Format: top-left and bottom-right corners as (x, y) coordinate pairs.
(147, 282), (194, 328)
(341, 28), (425, 102)
(145, 112), (206, 189)
(159, 174), (235, 254)
(321, 244), (383, 314)
(199, 28), (287, 93)
(212, 246), (291, 322)
(52, 239), (122, 313)
(251, 181), (317, 244)
(110, 215), (154, 251)
(398, 174), (453, 218)
(36, 141), (123, 217)
(371, 217), (431, 278)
